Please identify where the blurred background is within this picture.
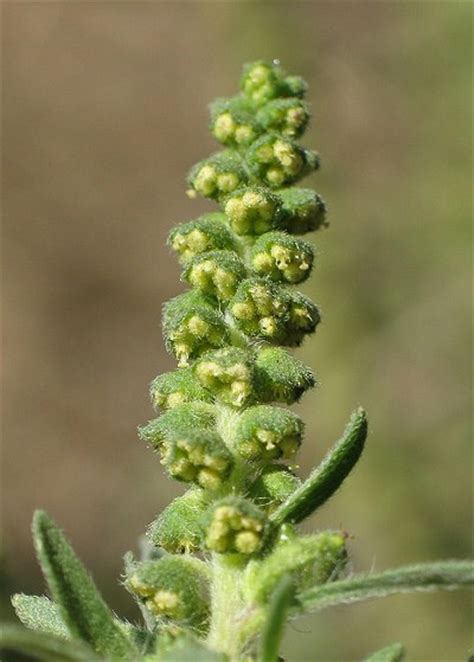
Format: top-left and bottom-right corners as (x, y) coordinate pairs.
(2, 2), (472, 660)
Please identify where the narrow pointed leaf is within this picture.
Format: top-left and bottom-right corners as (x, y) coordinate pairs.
(32, 510), (134, 658)
(259, 575), (294, 662)
(364, 642), (405, 662)
(270, 408), (367, 526)
(297, 560), (474, 613)
(0, 624), (99, 661)
(12, 594), (69, 639)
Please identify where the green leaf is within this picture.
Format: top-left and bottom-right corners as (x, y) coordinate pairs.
(364, 642), (405, 662)
(32, 510), (134, 658)
(11, 594), (69, 639)
(0, 624), (99, 661)
(270, 408), (368, 526)
(297, 560), (474, 613)
(259, 576), (294, 662)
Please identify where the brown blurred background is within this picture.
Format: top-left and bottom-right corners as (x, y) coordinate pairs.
(2, 2), (472, 660)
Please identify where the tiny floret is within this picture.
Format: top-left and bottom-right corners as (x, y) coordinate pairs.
(194, 347), (256, 408)
(251, 231), (314, 283)
(203, 497), (267, 555)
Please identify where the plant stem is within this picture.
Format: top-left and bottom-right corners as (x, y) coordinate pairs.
(207, 554), (246, 660)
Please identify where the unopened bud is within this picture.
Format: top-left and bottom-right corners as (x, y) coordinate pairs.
(278, 187), (328, 234)
(256, 98), (309, 138)
(147, 489), (207, 553)
(149, 367), (213, 410)
(255, 347), (316, 404)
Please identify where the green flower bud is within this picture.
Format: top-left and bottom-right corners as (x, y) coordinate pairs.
(183, 250), (247, 302)
(149, 367), (213, 410)
(251, 231), (314, 284)
(229, 278), (290, 342)
(209, 96), (260, 147)
(147, 489), (207, 553)
(278, 187), (328, 234)
(282, 291), (321, 346)
(223, 186), (281, 235)
(194, 347), (256, 408)
(139, 403), (216, 449)
(283, 74), (308, 99)
(240, 61), (307, 107)
(244, 531), (347, 604)
(247, 134), (319, 188)
(252, 465), (302, 508)
(187, 150), (248, 201)
(163, 291), (228, 365)
(163, 429), (233, 490)
(255, 347), (316, 404)
(126, 556), (210, 630)
(202, 497), (267, 555)
(256, 98), (310, 138)
(235, 406), (303, 461)
(168, 213), (238, 264)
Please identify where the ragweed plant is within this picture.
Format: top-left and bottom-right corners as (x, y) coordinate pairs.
(2, 61), (472, 662)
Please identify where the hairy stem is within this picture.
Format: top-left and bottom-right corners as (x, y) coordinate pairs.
(207, 555), (246, 660)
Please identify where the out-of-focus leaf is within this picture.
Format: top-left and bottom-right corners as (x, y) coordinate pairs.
(11, 594), (69, 639)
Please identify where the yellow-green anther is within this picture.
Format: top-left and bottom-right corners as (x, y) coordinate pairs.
(248, 134), (319, 188)
(213, 112), (236, 142)
(209, 95), (261, 147)
(203, 498), (267, 555)
(164, 430), (233, 489)
(147, 489), (207, 553)
(229, 278), (291, 341)
(168, 213), (237, 264)
(255, 347), (316, 404)
(234, 125), (255, 145)
(194, 347), (256, 407)
(278, 187), (328, 234)
(149, 367), (213, 411)
(194, 165), (217, 197)
(251, 232), (314, 283)
(187, 150), (247, 201)
(184, 250), (246, 302)
(230, 279), (318, 346)
(235, 406), (303, 461)
(125, 557), (210, 631)
(223, 187), (280, 235)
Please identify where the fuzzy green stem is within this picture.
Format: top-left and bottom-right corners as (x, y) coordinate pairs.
(207, 554), (247, 660)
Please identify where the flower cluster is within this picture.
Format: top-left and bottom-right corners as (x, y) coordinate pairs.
(129, 61), (347, 637)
